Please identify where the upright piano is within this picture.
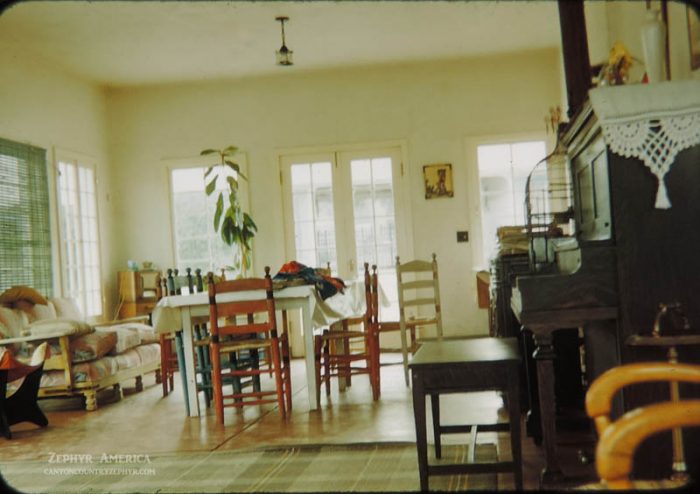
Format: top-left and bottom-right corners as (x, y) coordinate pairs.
(507, 82), (700, 485)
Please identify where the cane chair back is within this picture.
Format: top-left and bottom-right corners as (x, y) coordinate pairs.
(207, 267), (290, 423)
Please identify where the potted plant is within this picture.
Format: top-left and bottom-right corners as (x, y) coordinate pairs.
(200, 145), (257, 277)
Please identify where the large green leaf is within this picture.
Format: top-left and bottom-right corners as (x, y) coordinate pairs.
(213, 193), (224, 230)
(222, 145), (238, 155)
(226, 175), (239, 190)
(205, 177), (217, 195)
(200, 149), (218, 156)
(203, 166), (215, 179)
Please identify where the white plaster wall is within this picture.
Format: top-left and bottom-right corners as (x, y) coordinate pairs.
(604, 1), (700, 82)
(106, 49), (563, 336)
(0, 45), (115, 315)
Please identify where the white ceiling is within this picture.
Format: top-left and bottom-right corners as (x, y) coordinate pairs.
(0, 1), (563, 87)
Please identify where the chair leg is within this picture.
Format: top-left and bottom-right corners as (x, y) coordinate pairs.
(314, 334), (323, 408)
(399, 323), (410, 386)
(323, 333), (331, 397)
(160, 335), (170, 396)
(270, 342), (286, 420)
(210, 345), (224, 425)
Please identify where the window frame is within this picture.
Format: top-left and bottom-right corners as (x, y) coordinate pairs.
(466, 132), (551, 270)
(166, 153), (252, 278)
(53, 148), (105, 319)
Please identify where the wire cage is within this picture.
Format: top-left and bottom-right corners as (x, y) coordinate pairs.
(523, 137), (574, 272)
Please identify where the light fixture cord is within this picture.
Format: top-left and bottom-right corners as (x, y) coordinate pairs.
(281, 18), (287, 46)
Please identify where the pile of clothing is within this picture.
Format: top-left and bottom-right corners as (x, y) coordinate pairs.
(273, 261), (344, 300)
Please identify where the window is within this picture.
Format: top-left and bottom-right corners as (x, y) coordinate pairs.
(476, 140), (547, 266)
(170, 159), (249, 277)
(56, 155), (103, 317)
(281, 147), (407, 322)
(0, 137), (52, 295)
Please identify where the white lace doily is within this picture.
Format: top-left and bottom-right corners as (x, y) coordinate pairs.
(589, 82), (700, 209)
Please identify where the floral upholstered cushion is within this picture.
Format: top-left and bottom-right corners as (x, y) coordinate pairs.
(70, 331), (117, 363)
(98, 326), (142, 355)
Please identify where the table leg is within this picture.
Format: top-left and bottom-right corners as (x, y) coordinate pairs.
(301, 299), (318, 411)
(411, 369), (429, 491)
(532, 331), (564, 486)
(181, 307), (200, 417)
(508, 366), (524, 490)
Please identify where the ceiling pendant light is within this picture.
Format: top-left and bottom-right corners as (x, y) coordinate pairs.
(275, 16), (293, 66)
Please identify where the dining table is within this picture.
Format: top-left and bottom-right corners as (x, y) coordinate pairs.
(151, 280), (372, 416)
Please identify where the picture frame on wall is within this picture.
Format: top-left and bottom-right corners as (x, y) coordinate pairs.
(423, 163), (453, 199)
(689, 4), (700, 70)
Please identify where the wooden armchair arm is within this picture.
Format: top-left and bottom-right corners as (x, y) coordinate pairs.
(596, 400), (700, 489)
(95, 315), (150, 327)
(585, 362), (700, 435)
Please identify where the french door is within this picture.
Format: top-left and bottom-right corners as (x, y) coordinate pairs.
(280, 146), (408, 326)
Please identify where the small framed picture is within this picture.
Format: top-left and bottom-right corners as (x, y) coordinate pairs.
(423, 163), (454, 199)
(689, 5), (700, 70)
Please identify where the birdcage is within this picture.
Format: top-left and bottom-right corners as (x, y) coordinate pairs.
(523, 136), (574, 272)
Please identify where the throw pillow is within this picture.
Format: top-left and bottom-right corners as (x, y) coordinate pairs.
(49, 297), (84, 321)
(0, 286), (48, 306)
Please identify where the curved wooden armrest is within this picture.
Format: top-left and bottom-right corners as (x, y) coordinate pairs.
(586, 362), (700, 435)
(596, 399), (700, 489)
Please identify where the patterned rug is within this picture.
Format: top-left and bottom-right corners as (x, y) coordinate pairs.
(1, 442), (499, 493)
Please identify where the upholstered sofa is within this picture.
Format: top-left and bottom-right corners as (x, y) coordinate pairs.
(0, 287), (161, 411)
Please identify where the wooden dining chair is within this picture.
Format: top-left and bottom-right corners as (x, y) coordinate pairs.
(158, 267), (202, 396)
(585, 362), (700, 489)
(379, 253), (443, 386)
(314, 263), (380, 406)
(1, 342), (50, 439)
(207, 267), (291, 423)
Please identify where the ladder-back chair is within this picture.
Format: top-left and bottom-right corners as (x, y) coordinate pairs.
(207, 268), (291, 423)
(314, 263), (380, 406)
(389, 253), (444, 385)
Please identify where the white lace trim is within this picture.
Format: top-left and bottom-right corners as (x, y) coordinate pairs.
(589, 82), (700, 209)
(599, 108), (700, 209)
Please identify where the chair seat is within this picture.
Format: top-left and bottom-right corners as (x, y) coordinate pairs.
(219, 338), (273, 353)
(319, 329), (366, 341)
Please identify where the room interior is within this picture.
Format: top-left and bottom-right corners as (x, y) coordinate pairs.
(2, 0), (700, 491)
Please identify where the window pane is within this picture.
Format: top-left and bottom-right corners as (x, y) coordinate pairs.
(289, 161), (336, 269)
(56, 158), (102, 317)
(171, 166), (242, 275)
(477, 140), (546, 267)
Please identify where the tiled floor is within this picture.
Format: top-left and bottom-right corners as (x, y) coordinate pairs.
(1, 355), (596, 490)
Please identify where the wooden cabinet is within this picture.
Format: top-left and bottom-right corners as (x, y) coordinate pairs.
(117, 270), (160, 319)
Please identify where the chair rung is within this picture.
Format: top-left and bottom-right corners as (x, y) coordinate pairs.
(400, 279), (435, 290)
(218, 340), (272, 352)
(403, 298), (438, 308)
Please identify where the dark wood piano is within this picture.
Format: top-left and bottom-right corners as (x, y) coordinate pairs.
(508, 86), (700, 486)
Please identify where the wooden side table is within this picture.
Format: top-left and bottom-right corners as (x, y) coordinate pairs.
(408, 337), (522, 491)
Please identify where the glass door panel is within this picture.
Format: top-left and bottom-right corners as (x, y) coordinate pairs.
(289, 160), (337, 271)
